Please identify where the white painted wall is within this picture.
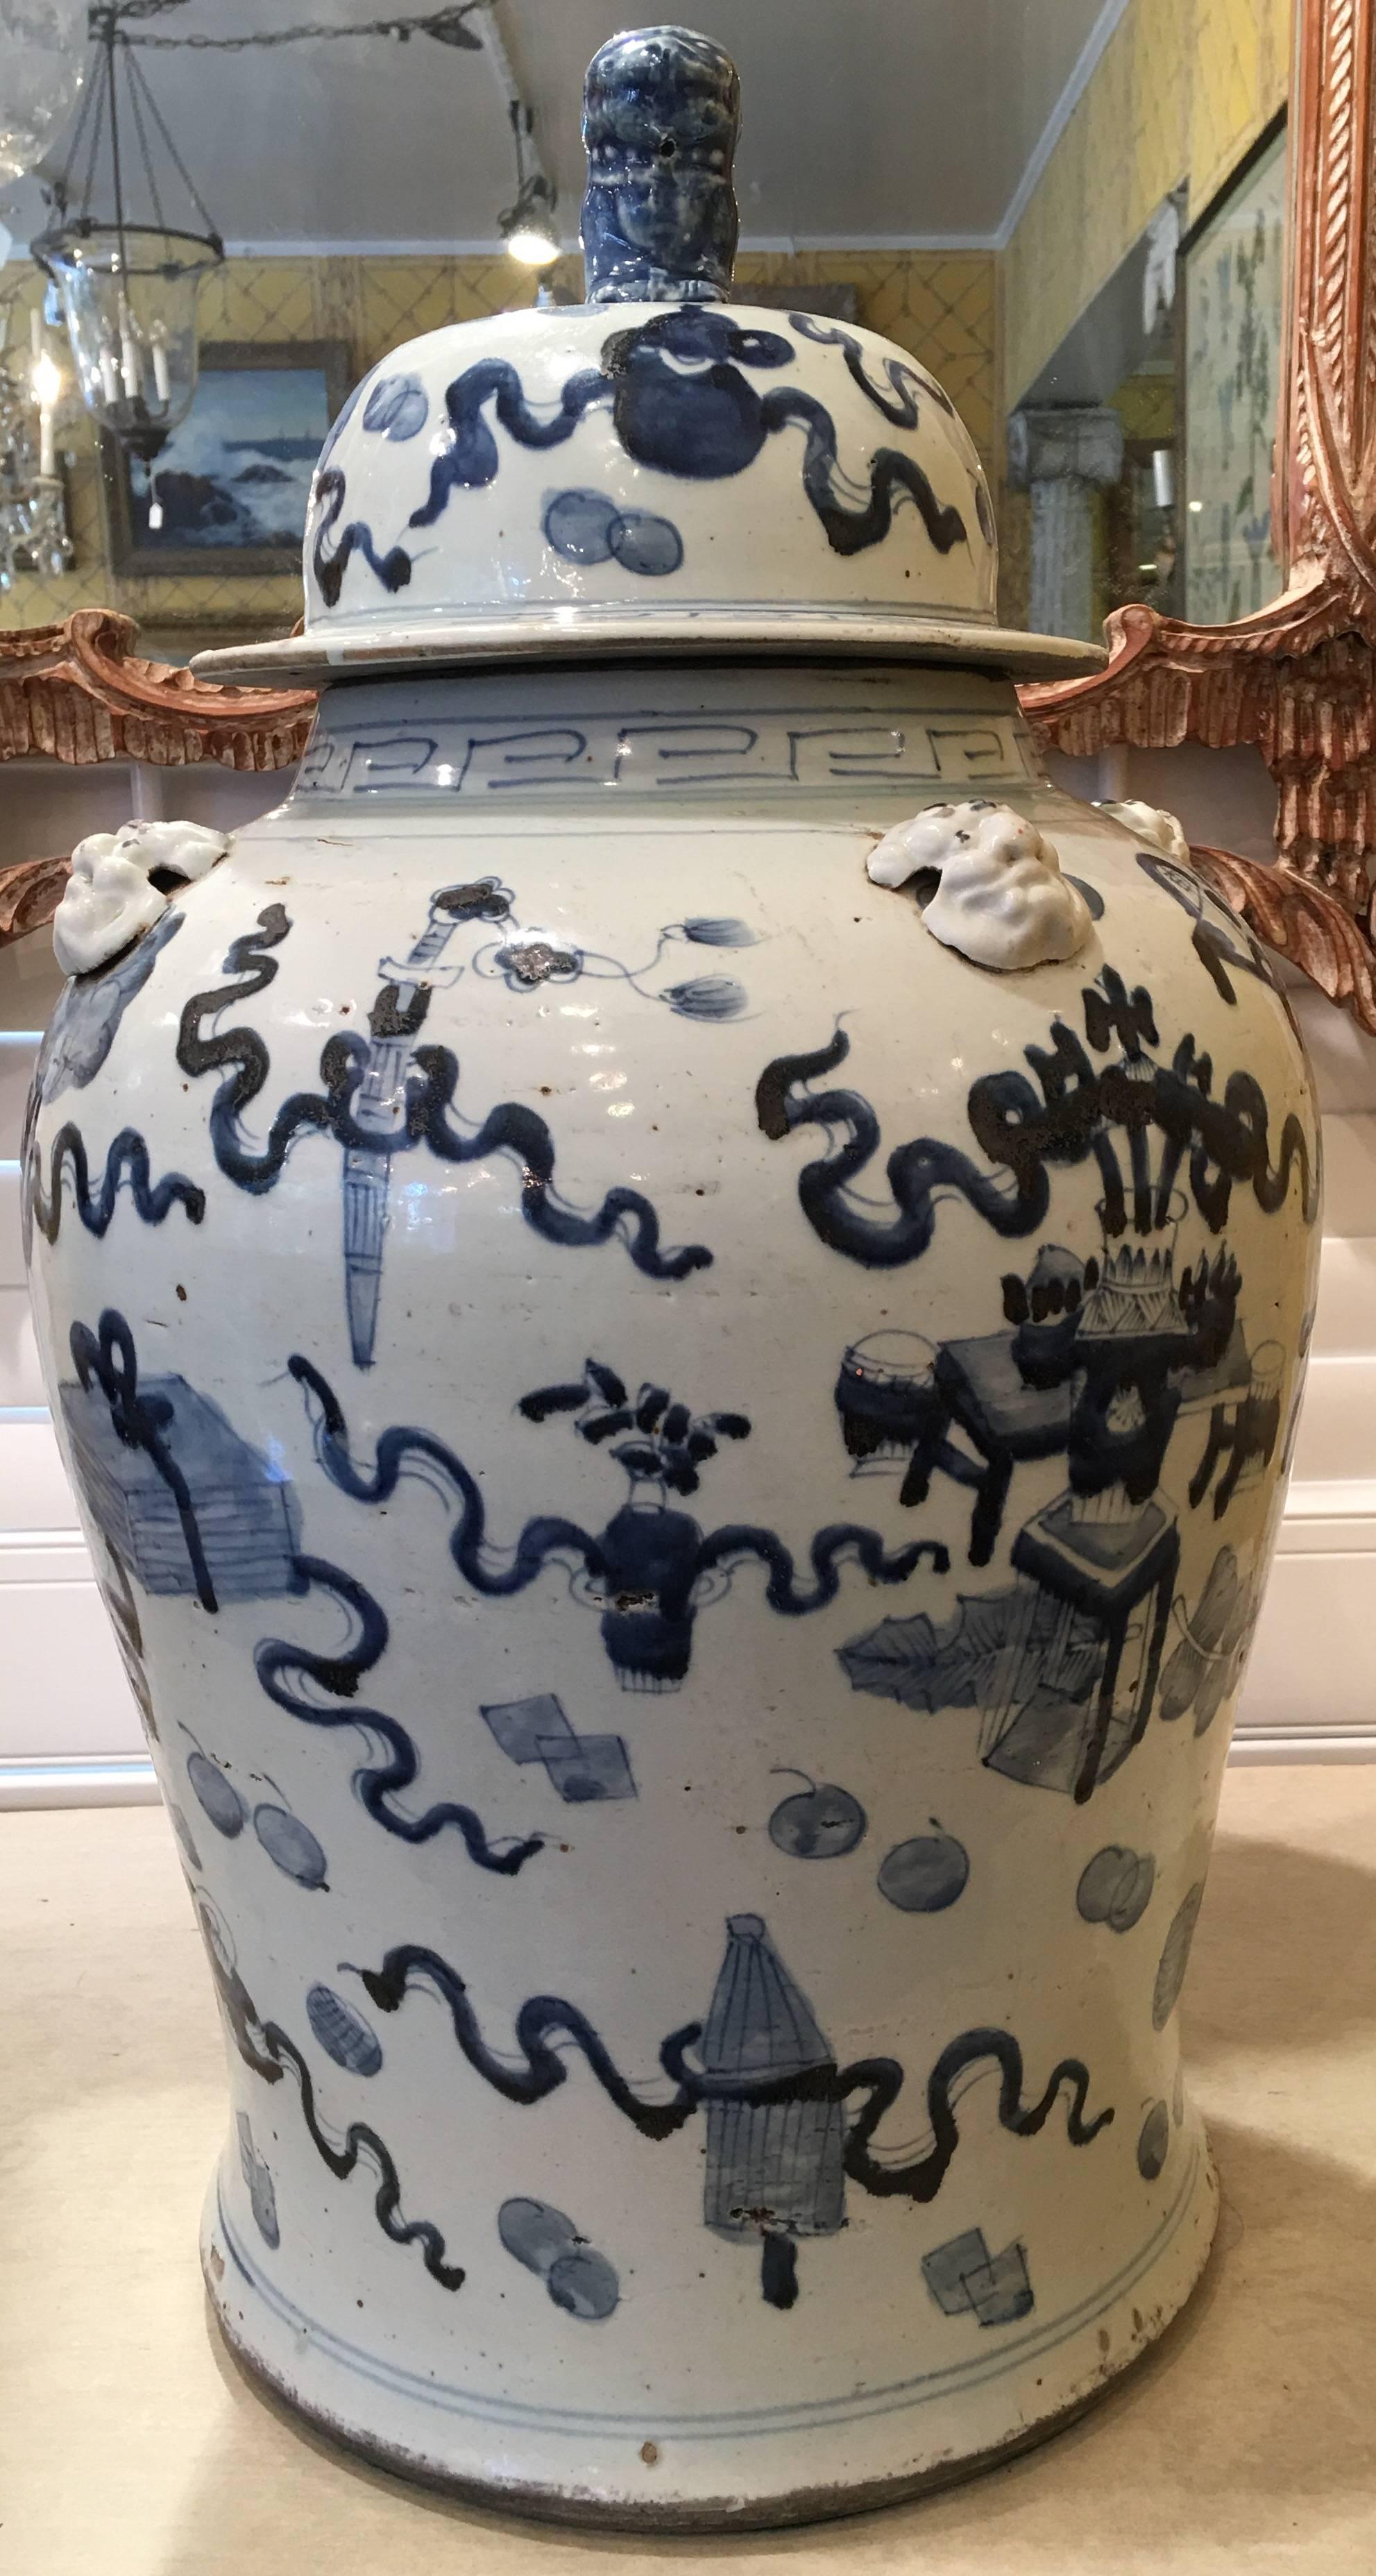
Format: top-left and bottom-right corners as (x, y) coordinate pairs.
(2, 745), (1373, 1799)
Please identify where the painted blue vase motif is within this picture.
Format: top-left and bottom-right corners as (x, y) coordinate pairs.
(23, 27), (1320, 2535)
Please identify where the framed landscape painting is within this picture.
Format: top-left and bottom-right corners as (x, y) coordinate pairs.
(1181, 118), (1288, 626)
(102, 339), (351, 577)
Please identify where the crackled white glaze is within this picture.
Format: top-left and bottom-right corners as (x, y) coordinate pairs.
(867, 797), (1092, 969)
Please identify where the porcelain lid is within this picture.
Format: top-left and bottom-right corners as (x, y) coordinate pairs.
(192, 27), (1103, 689)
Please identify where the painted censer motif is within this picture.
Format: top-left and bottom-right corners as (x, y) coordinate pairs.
(24, 26), (1320, 2530)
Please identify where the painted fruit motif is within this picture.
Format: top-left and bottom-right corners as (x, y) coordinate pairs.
(767, 1769), (867, 1859)
(1137, 2101), (1171, 2181)
(548, 2247), (621, 2321)
(1153, 1884), (1206, 2029)
(253, 1803), (330, 1890)
(877, 1821), (969, 1913)
(238, 2118), (280, 2248)
(186, 1749), (247, 1840)
(169, 1803), (203, 1872)
(1076, 1845), (1155, 1933)
(305, 1983), (384, 2077)
(499, 2196), (620, 2323)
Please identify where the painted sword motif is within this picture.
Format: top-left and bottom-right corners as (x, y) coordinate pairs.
(343, 881), (512, 1367)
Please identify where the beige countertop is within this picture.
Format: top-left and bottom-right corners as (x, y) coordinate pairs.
(2, 1767), (1374, 2574)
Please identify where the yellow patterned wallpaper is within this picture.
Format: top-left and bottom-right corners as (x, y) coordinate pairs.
(2, 246), (994, 643)
(1002, 0), (1293, 408)
(3, 0), (1290, 657)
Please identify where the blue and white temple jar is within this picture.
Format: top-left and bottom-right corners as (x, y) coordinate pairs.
(24, 27), (1320, 2531)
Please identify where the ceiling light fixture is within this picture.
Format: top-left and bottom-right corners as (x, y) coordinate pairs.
(29, 0), (486, 452)
(499, 98), (559, 266)
(0, 294), (74, 588)
(31, 4), (223, 459)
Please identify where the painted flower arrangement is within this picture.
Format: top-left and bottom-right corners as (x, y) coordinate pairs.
(519, 1357), (751, 1495)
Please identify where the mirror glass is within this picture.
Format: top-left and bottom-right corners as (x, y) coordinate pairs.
(0, 0), (1294, 659)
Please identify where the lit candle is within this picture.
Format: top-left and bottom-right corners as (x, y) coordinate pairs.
(34, 352), (61, 478)
(98, 341), (121, 406)
(119, 305), (140, 402)
(150, 322), (171, 406)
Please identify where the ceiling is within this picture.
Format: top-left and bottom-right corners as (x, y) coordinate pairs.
(7, 0), (1114, 253)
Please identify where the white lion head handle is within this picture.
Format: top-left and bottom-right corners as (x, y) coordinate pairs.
(53, 819), (229, 978)
(1093, 799), (1190, 864)
(866, 798), (1093, 972)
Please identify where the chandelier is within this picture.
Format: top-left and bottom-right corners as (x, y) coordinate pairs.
(0, 293), (73, 589)
(31, 5), (223, 458)
(30, 0), (486, 455)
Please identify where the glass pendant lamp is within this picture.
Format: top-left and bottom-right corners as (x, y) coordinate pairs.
(31, 7), (221, 456)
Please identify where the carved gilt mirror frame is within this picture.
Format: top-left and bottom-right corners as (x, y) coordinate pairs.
(1025, 0), (1376, 1031)
(5, 0), (1376, 1037)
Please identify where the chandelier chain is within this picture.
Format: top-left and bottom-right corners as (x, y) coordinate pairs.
(68, 36), (110, 222)
(123, 47), (171, 233)
(90, 0), (487, 49)
(121, 41), (222, 239)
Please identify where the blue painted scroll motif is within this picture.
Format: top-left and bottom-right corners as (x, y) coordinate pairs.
(174, 895), (715, 1368)
(254, 1552), (546, 1877)
(789, 312), (955, 422)
(406, 312), (969, 559)
(24, 1121), (204, 1252)
(353, 1916), (1112, 2310)
(814, 969), (1309, 1804)
(311, 467), (414, 609)
(200, 1901), (466, 2289)
(194, 1795), (1112, 2307)
(23, 832), (194, 1252)
(289, 1350), (948, 1693)
(199, 1890), (1111, 2310)
(756, 967), (1319, 1272)
(24, 917), (203, 1248)
(312, 305), (971, 605)
(60, 1310), (544, 1878)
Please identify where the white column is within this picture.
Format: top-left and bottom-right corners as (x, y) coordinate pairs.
(1007, 405), (1124, 641)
